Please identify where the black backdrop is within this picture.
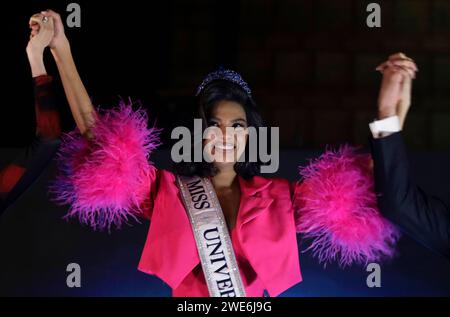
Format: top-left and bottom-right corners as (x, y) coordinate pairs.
(1, 0), (450, 296)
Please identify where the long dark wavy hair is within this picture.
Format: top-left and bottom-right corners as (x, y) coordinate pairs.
(173, 79), (266, 180)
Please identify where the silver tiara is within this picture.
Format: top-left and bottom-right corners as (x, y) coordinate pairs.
(196, 67), (252, 97)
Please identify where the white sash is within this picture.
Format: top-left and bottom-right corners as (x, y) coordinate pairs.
(176, 174), (246, 297)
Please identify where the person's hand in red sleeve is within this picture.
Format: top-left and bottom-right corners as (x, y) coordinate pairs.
(0, 13), (61, 200)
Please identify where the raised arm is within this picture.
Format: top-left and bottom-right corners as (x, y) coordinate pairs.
(371, 53), (450, 258)
(0, 14), (61, 205)
(40, 10), (162, 230)
(41, 10), (96, 139)
(27, 14), (61, 140)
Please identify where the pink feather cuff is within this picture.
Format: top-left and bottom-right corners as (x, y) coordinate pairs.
(295, 145), (400, 267)
(49, 101), (162, 231)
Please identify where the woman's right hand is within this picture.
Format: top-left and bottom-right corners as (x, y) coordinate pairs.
(41, 10), (70, 52)
(39, 10), (96, 139)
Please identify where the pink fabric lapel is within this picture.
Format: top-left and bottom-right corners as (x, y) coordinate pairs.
(138, 171), (302, 295)
(237, 176), (302, 296)
(238, 176), (274, 226)
(138, 170), (200, 289)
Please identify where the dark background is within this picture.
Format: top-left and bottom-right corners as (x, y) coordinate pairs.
(1, 0), (449, 296)
(2, 0), (450, 150)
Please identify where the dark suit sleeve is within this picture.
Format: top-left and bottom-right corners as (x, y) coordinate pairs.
(370, 132), (450, 259)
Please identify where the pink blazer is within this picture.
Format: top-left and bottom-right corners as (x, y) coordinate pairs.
(137, 169), (302, 297)
(50, 103), (399, 297)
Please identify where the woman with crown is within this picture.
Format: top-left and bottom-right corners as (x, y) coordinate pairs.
(33, 9), (417, 297)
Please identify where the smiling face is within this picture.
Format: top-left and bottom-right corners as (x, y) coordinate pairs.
(203, 100), (248, 169)
(173, 79), (264, 179)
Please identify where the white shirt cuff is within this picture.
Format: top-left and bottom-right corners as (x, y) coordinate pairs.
(369, 115), (401, 139)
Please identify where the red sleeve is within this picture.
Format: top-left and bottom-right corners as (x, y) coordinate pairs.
(0, 164), (26, 198)
(33, 75), (61, 140)
(0, 75), (61, 198)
